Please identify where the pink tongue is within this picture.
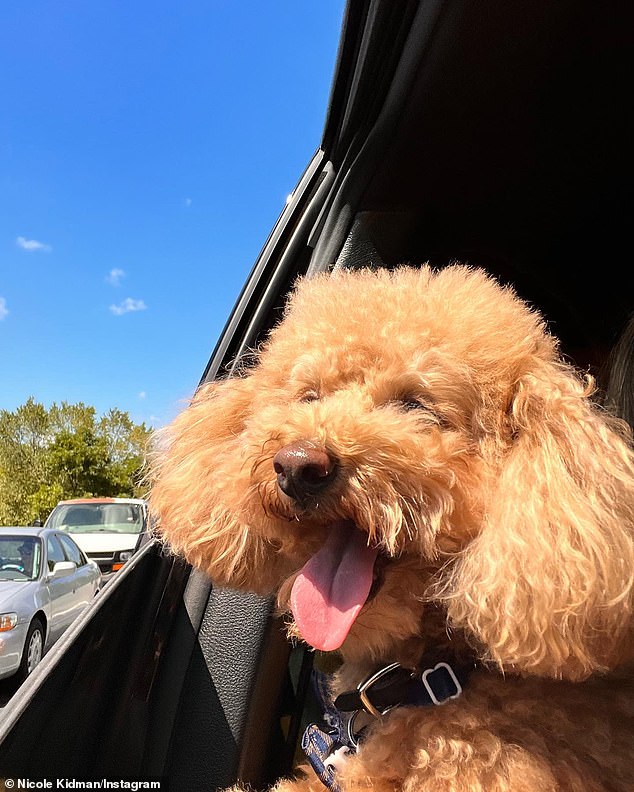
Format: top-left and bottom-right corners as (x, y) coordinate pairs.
(290, 520), (378, 651)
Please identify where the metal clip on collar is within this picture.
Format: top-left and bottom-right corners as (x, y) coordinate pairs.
(347, 662), (402, 749)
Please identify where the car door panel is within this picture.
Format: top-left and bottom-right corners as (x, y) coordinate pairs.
(57, 534), (96, 617)
(44, 535), (76, 642)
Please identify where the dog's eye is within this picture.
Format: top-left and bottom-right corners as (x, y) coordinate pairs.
(391, 397), (448, 427)
(396, 397), (428, 412)
(298, 389), (320, 403)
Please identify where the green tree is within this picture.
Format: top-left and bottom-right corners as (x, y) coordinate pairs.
(0, 399), (151, 525)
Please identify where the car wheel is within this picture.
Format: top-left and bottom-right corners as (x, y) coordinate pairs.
(17, 618), (44, 684)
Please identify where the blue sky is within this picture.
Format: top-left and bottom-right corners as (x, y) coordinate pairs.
(0, 1), (346, 428)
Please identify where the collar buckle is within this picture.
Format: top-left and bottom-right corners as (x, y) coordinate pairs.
(346, 661), (405, 749)
(357, 661), (403, 717)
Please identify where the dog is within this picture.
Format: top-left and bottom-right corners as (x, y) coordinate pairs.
(150, 265), (634, 792)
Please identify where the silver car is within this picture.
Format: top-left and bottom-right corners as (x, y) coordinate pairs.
(0, 526), (101, 682)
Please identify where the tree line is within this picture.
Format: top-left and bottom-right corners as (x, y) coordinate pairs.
(0, 398), (152, 525)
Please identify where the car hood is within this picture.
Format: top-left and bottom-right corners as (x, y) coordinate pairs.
(0, 580), (33, 609)
(66, 534), (139, 554)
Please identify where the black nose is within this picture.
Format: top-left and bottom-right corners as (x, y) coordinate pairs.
(273, 442), (337, 501)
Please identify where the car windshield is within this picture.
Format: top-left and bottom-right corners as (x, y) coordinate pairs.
(0, 536), (42, 581)
(47, 503), (145, 535)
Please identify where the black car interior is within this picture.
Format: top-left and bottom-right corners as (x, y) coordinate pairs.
(0, 0), (631, 787)
(310, 0), (633, 387)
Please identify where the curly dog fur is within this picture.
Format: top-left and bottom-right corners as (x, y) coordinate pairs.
(151, 265), (634, 791)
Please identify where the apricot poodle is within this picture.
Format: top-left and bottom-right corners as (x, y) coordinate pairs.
(151, 266), (634, 792)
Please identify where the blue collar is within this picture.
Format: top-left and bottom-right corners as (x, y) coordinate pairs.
(302, 657), (473, 792)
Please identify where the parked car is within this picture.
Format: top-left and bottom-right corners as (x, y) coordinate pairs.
(0, 0), (631, 786)
(0, 526), (100, 683)
(44, 498), (151, 581)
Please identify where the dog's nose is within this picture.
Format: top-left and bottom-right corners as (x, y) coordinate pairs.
(273, 442), (337, 501)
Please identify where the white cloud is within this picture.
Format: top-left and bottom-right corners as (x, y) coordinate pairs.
(109, 297), (147, 316)
(0, 297), (8, 320)
(16, 236), (51, 252)
(138, 391), (147, 400)
(106, 268), (125, 286)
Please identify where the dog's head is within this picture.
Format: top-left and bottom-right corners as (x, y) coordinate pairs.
(150, 266), (634, 679)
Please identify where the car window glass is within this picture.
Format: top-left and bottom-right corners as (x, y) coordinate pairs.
(48, 502), (145, 535)
(0, 536), (41, 581)
(46, 535), (66, 572)
(58, 534), (86, 567)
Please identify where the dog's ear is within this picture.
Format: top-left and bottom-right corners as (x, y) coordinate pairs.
(446, 358), (634, 680)
(149, 375), (276, 589)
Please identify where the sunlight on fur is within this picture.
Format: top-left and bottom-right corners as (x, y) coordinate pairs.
(150, 265), (634, 791)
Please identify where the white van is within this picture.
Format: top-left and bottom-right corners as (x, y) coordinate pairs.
(44, 497), (150, 582)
